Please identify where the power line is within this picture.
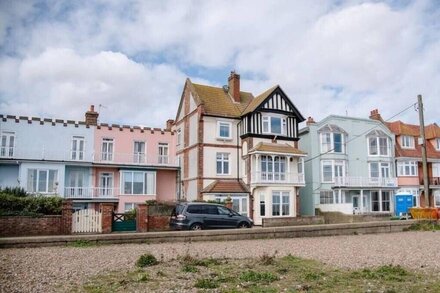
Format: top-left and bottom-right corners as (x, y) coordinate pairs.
(303, 102), (417, 163)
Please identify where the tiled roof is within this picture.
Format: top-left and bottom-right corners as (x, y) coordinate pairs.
(202, 180), (249, 193)
(386, 121), (440, 159)
(250, 142), (306, 155)
(192, 83), (254, 118)
(425, 123), (440, 139)
(241, 85), (278, 115)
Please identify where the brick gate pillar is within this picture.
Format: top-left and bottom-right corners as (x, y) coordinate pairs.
(61, 200), (73, 235)
(100, 203), (114, 234)
(136, 204), (148, 233)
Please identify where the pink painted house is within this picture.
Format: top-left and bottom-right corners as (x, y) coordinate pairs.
(92, 118), (178, 212)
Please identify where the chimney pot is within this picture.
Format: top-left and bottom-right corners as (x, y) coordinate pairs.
(306, 116), (316, 125)
(228, 71), (241, 103)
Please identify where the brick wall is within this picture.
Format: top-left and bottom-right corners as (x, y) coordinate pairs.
(0, 216), (62, 237)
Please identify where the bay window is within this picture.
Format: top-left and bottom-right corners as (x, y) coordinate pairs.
(397, 161), (418, 176)
(121, 171), (155, 195)
(368, 136), (389, 156)
(320, 132), (344, 153)
(261, 155), (286, 181)
(27, 169), (58, 193)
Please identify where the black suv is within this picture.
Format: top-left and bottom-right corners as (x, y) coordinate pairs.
(169, 202), (253, 230)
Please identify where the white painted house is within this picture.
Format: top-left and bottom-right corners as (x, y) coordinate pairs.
(174, 72), (306, 225)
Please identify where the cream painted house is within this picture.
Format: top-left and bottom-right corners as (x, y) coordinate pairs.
(174, 72), (306, 225)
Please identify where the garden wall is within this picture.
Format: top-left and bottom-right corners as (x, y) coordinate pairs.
(262, 216), (325, 227)
(0, 216), (62, 237)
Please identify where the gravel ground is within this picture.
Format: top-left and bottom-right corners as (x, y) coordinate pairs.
(1, 231), (439, 292)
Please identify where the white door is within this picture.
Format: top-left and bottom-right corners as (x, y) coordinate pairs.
(99, 173), (113, 197)
(68, 171), (85, 197)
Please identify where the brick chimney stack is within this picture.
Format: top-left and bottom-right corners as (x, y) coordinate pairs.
(85, 105), (99, 126)
(369, 109), (383, 122)
(306, 116), (316, 125)
(166, 119), (174, 131)
(228, 71), (240, 103)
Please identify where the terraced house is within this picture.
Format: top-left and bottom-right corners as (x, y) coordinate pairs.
(370, 110), (440, 208)
(174, 72), (306, 225)
(0, 106), (179, 212)
(299, 114), (397, 216)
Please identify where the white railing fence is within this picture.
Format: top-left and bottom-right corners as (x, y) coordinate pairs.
(72, 209), (102, 233)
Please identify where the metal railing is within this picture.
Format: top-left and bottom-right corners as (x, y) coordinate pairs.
(333, 176), (398, 187)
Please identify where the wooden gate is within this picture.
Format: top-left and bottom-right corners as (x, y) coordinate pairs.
(112, 213), (136, 232)
(72, 209), (102, 233)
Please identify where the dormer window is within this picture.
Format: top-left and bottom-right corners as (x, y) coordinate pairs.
(217, 121), (232, 140)
(367, 130), (390, 157)
(318, 124), (346, 154)
(262, 115), (286, 135)
(401, 135), (414, 149)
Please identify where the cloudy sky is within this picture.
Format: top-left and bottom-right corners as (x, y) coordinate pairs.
(0, 0), (439, 128)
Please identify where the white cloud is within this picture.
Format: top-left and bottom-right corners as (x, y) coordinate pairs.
(0, 48), (185, 127)
(0, 0), (439, 126)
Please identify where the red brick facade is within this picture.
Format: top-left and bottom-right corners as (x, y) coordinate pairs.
(0, 216), (62, 237)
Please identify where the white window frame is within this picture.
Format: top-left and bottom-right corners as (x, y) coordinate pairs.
(320, 190), (334, 204)
(216, 153), (230, 175)
(401, 135), (415, 149)
(27, 169), (58, 194)
(262, 115), (286, 135)
(71, 136), (85, 161)
(133, 141), (146, 163)
(0, 131), (15, 158)
(321, 160), (346, 183)
(99, 172), (114, 196)
(272, 191), (290, 216)
(177, 128), (182, 146)
(397, 161), (418, 176)
(101, 138), (114, 161)
(120, 171), (156, 195)
(434, 190), (440, 207)
(217, 121), (232, 140)
(320, 132), (344, 154)
(124, 203), (136, 212)
(369, 162), (391, 180)
(368, 136), (389, 156)
(158, 142), (169, 164)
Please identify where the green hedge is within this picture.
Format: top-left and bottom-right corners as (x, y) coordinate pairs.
(0, 193), (63, 216)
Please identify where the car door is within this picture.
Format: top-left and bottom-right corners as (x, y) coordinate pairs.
(202, 205), (222, 228)
(217, 206), (239, 228)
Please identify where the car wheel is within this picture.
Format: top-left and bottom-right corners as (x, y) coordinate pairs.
(238, 222), (250, 228)
(190, 223), (203, 230)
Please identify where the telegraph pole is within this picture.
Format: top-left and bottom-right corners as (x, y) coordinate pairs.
(418, 95), (430, 207)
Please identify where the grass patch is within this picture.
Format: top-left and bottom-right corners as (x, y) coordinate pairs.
(194, 278), (219, 289)
(136, 253), (158, 268)
(406, 220), (440, 231)
(239, 270), (279, 284)
(78, 255), (440, 292)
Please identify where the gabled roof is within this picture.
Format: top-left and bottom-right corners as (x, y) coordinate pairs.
(192, 83), (254, 118)
(202, 179), (250, 193)
(386, 121), (420, 136)
(241, 85), (278, 115)
(426, 123), (440, 140)
(249, 142), (306, 156)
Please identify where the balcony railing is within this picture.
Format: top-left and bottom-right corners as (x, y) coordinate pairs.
(252, 172), (305, 185)
(64, 187), (118, 199)
(0, 147), (178, 167)
(421, 177), (440, 186)
(333, 177), (398, 188)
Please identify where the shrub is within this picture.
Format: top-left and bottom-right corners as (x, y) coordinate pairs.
(136, 253), (158, 268)
(239, 271), (279, 284)
(0, 193), (62, 216)
(0, 187), (28, 197)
